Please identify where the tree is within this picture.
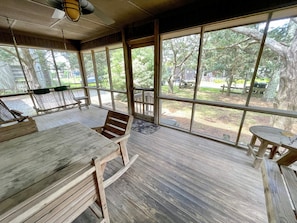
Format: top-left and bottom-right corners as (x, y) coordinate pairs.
(34, 49), (53, 87)
(202, 27), (260, 96)
(231, 17), (297, 130)
(0, 46), (20, 93)
(109, 48), (126, 91)
(162, 35), (199, 93)
(131, 46), (154, 88)
(95, 51), (109, 88)
(0, 46), (54, 89)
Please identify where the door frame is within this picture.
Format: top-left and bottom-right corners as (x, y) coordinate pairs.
(127, 36), (156, 123)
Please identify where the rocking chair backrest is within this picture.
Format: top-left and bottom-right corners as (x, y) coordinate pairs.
(0, 99), (16, 123)
(101, 110), (133, 139)
(0, 99), (27, 125)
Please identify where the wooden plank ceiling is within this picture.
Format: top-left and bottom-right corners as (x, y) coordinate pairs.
(0, 0), (195, 42)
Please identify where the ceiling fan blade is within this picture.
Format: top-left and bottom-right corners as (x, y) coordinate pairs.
(52, 8), (65, 19)
(93, 7), (115, 25)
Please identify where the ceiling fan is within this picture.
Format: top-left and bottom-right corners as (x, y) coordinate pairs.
(47, 0), (115, 25)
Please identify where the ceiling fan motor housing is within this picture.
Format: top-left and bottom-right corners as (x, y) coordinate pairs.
(64, 0), (80, 22)
(47, 0), (95, 22)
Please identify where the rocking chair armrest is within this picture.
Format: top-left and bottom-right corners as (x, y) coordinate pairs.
(92, 126), (104, 133)
(10, 109), (23, 116)
(111, 134), (130, 144)
(10, 109), (28, 122)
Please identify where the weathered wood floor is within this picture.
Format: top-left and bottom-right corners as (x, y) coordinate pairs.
(33, 106), (268, 223)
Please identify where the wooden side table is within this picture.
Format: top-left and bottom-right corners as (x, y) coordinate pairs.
(247, 126), (296, 169)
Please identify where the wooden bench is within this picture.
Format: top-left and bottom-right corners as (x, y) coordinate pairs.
(252, 87), (266, 96)
(261, 159), (297, 223)
(220, 85), (249, 94)
(29, 86), (84, 114)
(0, 123), (119, 223)
(0, 157), (109, 223)
(221, 84), (266, 96)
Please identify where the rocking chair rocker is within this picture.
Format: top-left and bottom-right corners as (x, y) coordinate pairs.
(92, 110), (138, 187)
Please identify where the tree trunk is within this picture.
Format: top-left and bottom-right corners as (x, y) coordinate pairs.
(242, 73), (248, 95)
(167, 75), (174, 93)
(272, 49), (297, 131)
(226, 74), (233, 96)
(231, 24), (297, 131)
(263, 71), (279, 102)
(21, 49), (40, 89)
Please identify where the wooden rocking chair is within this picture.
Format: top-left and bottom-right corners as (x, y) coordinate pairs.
(0, 99), (38, 142)
(0, 98), (28, 125)
(92, 110), (138, 187)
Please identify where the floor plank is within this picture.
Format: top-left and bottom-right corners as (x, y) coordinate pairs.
(33, 106), (268, 223)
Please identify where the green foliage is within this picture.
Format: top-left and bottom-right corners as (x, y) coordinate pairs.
(267, 18), (296, 44)
(95, 51), (109, 88)
(199, 87), (220, 93)
(82, 53), (94, 78)
(0, 46), (19, 64)
(202, 26), (260, 82)
(110, 48), (126, 91)
(132, 46), (154, 88)
(162, 34), (199, 85)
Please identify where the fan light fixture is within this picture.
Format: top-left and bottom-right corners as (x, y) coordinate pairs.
(63, 0), (80, 22)
(48, 0), (95, 22)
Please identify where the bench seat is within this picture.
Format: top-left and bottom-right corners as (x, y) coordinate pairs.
(29, 86), (84, 114)
(261, 159), (297, 223)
